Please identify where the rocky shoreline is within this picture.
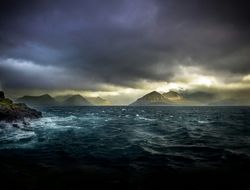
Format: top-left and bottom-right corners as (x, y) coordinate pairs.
(0, 91), (42, 123)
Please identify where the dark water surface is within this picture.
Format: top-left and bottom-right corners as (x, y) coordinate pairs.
(0, 106), (250, 189)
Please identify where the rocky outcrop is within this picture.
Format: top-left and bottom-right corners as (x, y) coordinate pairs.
(0, 91), (42, 122)
(0, 91), (4, 99)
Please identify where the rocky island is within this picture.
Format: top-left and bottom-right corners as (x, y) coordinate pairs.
(130, 91), (173, 106)
(0, 91), (42, 122)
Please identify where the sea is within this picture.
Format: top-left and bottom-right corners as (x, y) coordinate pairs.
(0, 106), (250, 189)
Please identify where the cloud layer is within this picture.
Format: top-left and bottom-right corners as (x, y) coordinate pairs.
(0, 0), (250, 103)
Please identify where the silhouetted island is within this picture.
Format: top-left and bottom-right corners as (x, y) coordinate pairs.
(63, 95), (91, 106)
(17, 94), (58, 107)
(130, 91), (175, 106)
(16, 94), (111, 106)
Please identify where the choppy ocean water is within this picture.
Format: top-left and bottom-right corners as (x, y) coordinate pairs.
(0, 106), (250, 189)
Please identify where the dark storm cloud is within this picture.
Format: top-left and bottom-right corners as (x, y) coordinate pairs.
(0, 0), (250, 90)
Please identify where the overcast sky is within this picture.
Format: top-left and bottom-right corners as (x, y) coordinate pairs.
(0, 0), (250, 104)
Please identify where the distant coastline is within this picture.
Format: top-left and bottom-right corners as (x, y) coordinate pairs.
(13, 90), (250, 107)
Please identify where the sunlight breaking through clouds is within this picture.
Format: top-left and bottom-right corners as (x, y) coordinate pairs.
(0, 0), (250, 104)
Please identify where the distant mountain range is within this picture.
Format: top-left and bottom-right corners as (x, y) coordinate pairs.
(16, 94), (110, 107)
(130, 90), (250, 106)
(17, 94), (58, 106)
(16, 91), (249, 107)
(130, 90), (214, 106)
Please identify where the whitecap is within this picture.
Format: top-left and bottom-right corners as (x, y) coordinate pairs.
(138, 117), (155, 121)
(30, 115), (80, 130)
(8, 131), (36, 141)
(0, 126), (36, 143)
(197, 120), (210, 124)
(134, 115), (155, 121)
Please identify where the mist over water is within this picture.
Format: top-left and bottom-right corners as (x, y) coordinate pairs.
(1, 106), (250, 189)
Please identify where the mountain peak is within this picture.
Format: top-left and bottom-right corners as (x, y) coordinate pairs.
(130, 91), (172, 106)
(141, 91), (164, 99)
(86, 96), (111, 106)
(146, 91), (161, 96)
(166, 91), (179, 95)
(39, 94), (52, 98)
(63, 95), (91, 106)
(70, 94), (83, 99)
(163, 91), (182, 98)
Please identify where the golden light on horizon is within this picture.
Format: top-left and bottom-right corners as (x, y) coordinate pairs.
(192, 76), (217, 87)
(3, 65), (250, 105)
(243, 75), (250, 82)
